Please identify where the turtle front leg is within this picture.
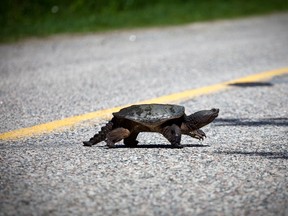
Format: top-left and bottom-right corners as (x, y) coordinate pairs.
(162, 124), (183, 148)
(106, 128), (130, 148)
(188, 129), (206, 140)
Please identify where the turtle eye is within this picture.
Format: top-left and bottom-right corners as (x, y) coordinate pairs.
(211, 108), (218, 113)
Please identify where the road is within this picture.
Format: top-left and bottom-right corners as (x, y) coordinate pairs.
(1, 13), (288, 215)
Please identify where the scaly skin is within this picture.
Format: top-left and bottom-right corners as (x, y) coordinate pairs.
(83, 121), (113, 146)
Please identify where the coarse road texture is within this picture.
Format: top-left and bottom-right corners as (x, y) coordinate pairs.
(1, 13), (288, 216)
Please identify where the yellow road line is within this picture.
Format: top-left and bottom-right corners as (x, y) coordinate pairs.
(1, 67), (287, 141)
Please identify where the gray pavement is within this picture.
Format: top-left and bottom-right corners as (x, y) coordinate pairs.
(0, 13), (288, 133)
(1, 13), (288, 216)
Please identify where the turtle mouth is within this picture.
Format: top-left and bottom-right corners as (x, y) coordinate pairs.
(211, 108), (219, 118)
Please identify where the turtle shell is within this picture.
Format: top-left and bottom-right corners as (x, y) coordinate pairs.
(113, 104), (185, 126)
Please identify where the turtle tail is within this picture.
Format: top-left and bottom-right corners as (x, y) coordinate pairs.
(83, 121), (113, 146)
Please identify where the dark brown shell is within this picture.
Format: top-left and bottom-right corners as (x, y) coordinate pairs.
(113, 104), (185, 126)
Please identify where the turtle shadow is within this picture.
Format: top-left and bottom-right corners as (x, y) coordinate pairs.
(214, 117), (288, 127)
(214, 150), (288, 160)
(99, 144), (210, 149)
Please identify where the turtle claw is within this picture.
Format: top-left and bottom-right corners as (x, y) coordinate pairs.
(105, 139), (116, 148)
(189, 129), (206, 140)
(200, 133), (206, 141)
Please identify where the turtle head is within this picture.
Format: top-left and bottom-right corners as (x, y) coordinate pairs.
(184, 108), (219, 130)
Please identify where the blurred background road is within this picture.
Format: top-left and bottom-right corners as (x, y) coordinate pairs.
(0, 2), (288, 215)
(1, 13), (288, 133)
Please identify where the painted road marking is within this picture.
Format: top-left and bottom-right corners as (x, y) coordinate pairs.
(1, 67), (287, 141)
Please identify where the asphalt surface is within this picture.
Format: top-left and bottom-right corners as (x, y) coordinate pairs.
(1, 13), (288, 216)
(1, 13), (288, 133)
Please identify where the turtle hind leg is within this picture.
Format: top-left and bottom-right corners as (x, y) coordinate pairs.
(106, 128), (131, 148)
(124, 132), (139, 147)
(162, 124), (183, 148)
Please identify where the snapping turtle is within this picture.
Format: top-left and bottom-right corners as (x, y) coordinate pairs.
(83, 104), (219, 148)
